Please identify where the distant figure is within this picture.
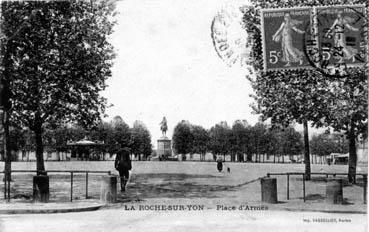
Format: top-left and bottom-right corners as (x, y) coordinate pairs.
(227, 167), (231, 173)
(217, 157), (223, 172)
(159, 116), (168, 136)
(115, 148), (132, 192)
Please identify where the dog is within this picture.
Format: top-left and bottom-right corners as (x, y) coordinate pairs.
(227, 167), (231, 173)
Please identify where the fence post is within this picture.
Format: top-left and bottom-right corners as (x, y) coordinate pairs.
(364, 174), (367, 204)
(100, 175), (117, 203)
(260, 177), (278, 203)
(86, 172), (89, 199)
(287, 173), (290, 200)
(70, 172), (73, 202)
(326, 178), (343, 204)
(302, 174), (306, 202)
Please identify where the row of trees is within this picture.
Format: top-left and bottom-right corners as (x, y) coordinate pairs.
(173, 120), (349, 162)
(173, 120), (294, 161)
(4, 116), (152, 161)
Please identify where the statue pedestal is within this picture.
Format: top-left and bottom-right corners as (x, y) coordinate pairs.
(157, 136), (172, 159)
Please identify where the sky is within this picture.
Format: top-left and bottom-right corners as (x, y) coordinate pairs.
(102, 0), (262, 147)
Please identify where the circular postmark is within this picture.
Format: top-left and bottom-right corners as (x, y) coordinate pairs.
(304, 5), (368, 77)
(211, 4), (249, 67)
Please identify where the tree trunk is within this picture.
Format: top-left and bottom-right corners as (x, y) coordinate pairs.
(348, 121), (357, 183)
(3, 111), (11, 181)
(56, 151), (60, 161)
(34, 123), (46, 175)
(238, 153), (244, 162)
(273, 154), (276, 163)
(303, 120), (311, 180)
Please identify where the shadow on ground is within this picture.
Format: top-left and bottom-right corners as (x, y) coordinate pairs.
(1, 173), (240, 203)
(119, 173), (238, 202)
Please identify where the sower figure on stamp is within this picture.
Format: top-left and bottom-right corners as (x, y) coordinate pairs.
(272, 13), (305, 67)
(325, 11), (359, 62)
(115, 148), (132, 192)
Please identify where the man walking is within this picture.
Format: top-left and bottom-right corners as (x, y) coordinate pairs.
(115, 148), (132, 192)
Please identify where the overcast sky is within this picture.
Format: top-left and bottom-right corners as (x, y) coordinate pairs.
(103, 0), (263, 147)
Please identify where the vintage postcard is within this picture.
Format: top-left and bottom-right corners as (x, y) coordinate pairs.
(0, 0), (367, 232)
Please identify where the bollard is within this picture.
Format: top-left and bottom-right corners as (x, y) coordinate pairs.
(33, 175), (50, 203)
(261, 177), (278, 203)
(100, 175), (117, 203)
(326, 178), (343, 204)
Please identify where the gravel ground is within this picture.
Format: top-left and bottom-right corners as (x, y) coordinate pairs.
(0, 161), (367, 213)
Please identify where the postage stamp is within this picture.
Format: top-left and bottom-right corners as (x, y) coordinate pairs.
(261, 5), (367, 74)
(261, 7), (313, 71)
(305, 5), (367, 76)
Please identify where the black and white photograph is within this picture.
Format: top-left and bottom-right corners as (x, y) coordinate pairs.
(0, 0), (367, 231)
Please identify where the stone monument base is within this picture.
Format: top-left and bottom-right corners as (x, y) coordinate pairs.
(157, 136), (172, 159)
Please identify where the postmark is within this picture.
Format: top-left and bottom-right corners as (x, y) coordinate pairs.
(211, 4), (249, 67)
(304, 5), (367, 77)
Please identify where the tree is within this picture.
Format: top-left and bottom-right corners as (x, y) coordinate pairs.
(310, 133), (349, 158)
(263, 127), (280, 163)
(230, 120), (251, 162)
(191, 125), (209, 161)
(9, 126), (26, 160)
(243, 0), (367, 181)
(323, 68), (367, 182)
(249, 122), (267, 162)
(130, 120), (152, 161)
(208, 121), (232, 161)
(172, 120), (193, 158)
(279, 127), (303, 162)
(110, 116), (131, 153)
(89, 121), (114, 155)
(2, 1), (116, 173)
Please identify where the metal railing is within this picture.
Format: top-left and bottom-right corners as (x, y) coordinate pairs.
(266, 172), (367, 204)
(1, 170), (111, 202)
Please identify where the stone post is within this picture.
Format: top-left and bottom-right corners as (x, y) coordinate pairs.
(326, 178), (343, 204)
(100, 175), (117, 203)
(33, 175), (50, 203)
(261, 177), (278, 203)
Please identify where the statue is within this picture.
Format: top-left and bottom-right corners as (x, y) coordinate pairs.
(159, 117), (168, 136)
